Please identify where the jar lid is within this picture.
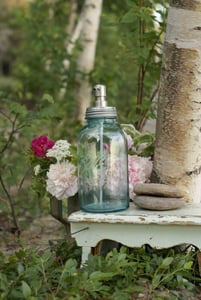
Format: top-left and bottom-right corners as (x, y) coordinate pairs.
(85, 106), (117, 118)
(85, 84), (117, 118)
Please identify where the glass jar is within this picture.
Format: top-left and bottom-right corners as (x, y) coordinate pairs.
(77, 84), (129, 213)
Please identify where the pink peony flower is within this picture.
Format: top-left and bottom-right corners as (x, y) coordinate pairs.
(46, 161), (78, 200)
(128, 155), (153, 199)
(31, 135), (55, 157)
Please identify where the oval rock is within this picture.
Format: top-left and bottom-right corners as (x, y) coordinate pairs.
(133, 195), (185, 211)
(134, 183), (184, 198)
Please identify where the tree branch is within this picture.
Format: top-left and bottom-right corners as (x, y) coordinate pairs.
(0, 171), (20, 236)
(0, 113), (19, 154)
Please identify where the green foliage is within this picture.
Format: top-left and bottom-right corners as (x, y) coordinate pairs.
(94, 0), (168, 130)
(0, 243), (201, 300)
(122, 123), (155, 157)
(7, 0), (81, 139)
(3, 0), (169, 136)
(0, 91), (61, 229)
(12, 0), (70, 99)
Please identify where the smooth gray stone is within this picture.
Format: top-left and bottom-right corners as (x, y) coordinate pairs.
(133, 195), (185, 211)
(134, 183), (184, 198)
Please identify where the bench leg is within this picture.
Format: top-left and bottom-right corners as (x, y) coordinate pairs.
(81, 246), (91, 265)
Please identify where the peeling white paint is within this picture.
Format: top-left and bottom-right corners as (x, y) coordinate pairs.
(68, 203), (201, 225)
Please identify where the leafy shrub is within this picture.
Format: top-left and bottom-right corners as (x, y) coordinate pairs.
(0, 242), (201, 300)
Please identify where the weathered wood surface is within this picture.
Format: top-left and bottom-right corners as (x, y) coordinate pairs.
(68, 202), (201, 225)
(133, 195), (185, 211)
(134, 183), (184, 198)
(69, 202), (201, 263)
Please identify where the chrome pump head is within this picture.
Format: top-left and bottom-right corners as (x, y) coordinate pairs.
(85, 84), (116, 118)
(93, 84), (107, 107)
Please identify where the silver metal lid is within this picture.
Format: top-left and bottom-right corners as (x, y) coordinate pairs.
(85, 84), (117, 118)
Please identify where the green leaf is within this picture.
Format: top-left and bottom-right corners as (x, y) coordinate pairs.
(152, 274), (162, 288)
(41, 250), (52, 262)
(0, 273), (9, 291)
(125, 0), (135, 7)
(184, 261), (193, 270)
(42, 93), (54, 104)
(89, 271), (115, 281)
(17, 263), (24, 274)
(63, 258), (78, 273)
(160, 257), (174, 269)
(121, 10), (136, 23)
(22, 281), (32, 298)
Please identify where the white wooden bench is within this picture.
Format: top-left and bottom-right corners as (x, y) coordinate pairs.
(68, 202), (201, 264)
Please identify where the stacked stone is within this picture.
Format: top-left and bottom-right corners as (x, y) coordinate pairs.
(133, 183), (185, 211)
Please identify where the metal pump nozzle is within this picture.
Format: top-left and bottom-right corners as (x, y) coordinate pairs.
(93, 84), (107, 107)
(85, 84), (116, 118)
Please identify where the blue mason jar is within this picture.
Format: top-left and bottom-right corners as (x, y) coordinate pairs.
(77, 84), (129, 213)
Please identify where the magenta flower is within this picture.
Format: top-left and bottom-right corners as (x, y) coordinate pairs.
(31, 135), (55, 157)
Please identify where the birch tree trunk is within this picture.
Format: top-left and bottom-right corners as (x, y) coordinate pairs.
(153, 0), (201, 203)
(60, 0), (83, 96)
(75, 0), (103, 123)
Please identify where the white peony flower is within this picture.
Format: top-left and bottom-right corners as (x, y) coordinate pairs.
(46, 161), (78, 200)
(46, 140), (72, 162)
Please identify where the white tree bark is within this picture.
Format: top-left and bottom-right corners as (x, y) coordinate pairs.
(75, 0), (103, 122)
(60, 0), (84, 96)
(63, 1), (85, 71)
(153, 0), (201, 203)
